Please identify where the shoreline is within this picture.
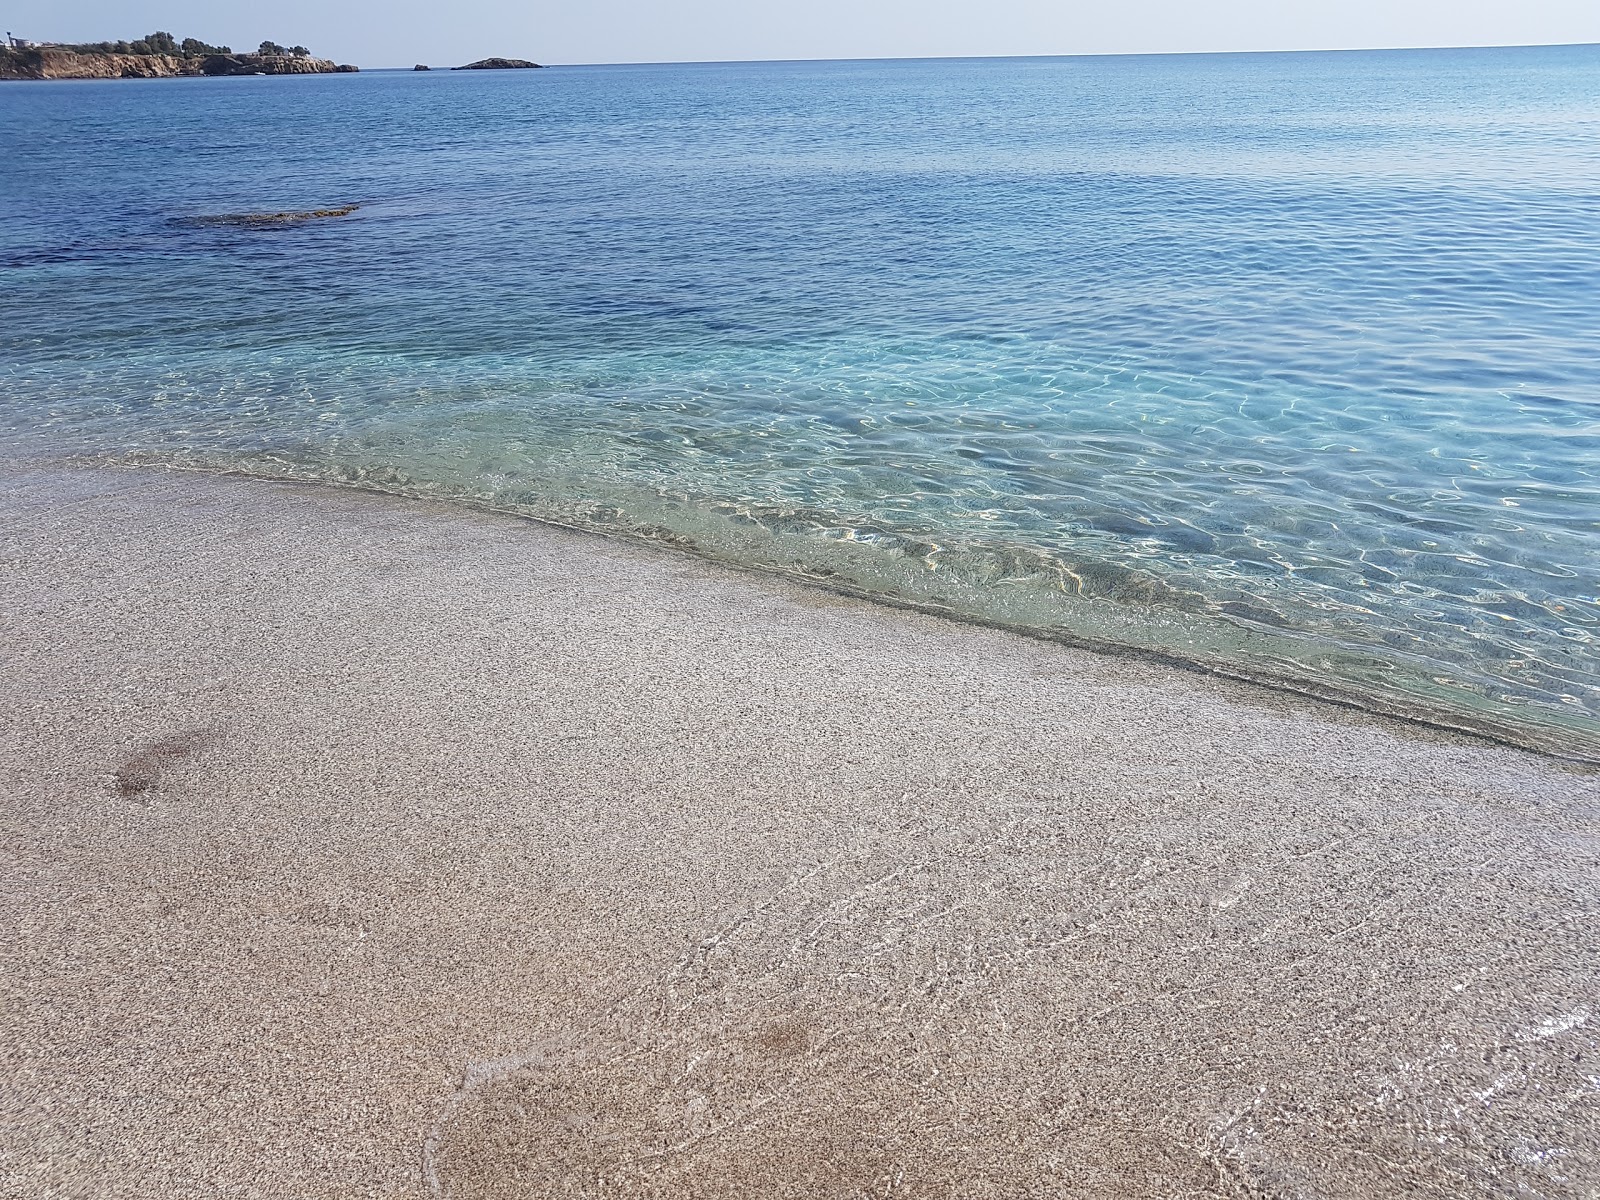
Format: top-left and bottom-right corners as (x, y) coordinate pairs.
(61, 454), (1600, 768)
(3, 461), (1598, 1197)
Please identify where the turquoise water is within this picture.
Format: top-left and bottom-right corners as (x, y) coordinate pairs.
(3, 47), (1598, 756)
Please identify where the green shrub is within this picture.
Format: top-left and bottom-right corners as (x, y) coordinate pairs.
(55, 33), (302, 59)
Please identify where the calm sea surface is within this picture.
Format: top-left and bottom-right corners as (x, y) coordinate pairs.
(3, 47), (1598, 755)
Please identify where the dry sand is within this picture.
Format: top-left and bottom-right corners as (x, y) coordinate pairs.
(1, 462), (1597, 1199)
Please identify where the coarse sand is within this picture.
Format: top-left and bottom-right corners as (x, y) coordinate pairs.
(2, 463), (1597, 1198)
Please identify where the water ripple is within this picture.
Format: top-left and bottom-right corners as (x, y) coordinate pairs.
(2, 47), (1598, 756)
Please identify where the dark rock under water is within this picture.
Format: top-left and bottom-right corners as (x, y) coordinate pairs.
(184, 205), (359, 230)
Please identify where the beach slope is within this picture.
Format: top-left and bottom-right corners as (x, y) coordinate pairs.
(1, 464), (1595, 1198)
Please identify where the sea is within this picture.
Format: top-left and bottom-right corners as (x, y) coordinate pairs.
(2, 46), (1597, 757)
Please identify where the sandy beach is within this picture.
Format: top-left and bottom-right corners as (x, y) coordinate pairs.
(1, 461), (1596, 1199)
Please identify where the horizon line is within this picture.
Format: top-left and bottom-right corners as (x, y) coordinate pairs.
(383, 39), (1599, 71)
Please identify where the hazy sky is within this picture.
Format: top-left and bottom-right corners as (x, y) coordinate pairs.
(8, 0), (1599, 68)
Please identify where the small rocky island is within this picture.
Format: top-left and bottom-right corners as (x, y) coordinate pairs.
(0, 31), (357, 80)
(454, 58), (543, 70)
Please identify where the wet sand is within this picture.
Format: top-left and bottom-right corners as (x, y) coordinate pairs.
(2, 462), (1596, 1199)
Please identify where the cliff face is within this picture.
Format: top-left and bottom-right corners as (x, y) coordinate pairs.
(0, 49), (187, 79)
(0, 48), (357, 80)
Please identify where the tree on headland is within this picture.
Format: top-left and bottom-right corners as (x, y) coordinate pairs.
(290, 45), (310, 57)
(180, 36), (231, 56)
(56, 32), (232, 56)
(258, 40), (288, 56)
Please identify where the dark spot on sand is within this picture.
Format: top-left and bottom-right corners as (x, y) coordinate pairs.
(114, 728), (216, 800)
(289, 899), (366, 930)
(749, 1019), (810, 1057)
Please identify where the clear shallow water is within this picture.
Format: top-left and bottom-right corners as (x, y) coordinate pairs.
(3, 47), (1598, 755)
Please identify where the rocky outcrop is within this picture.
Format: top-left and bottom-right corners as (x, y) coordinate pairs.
(454, 58), (542, 70)
(0, 46), (357, 80)
(414, 64), (430, 71)
(199, 54), (356, 76)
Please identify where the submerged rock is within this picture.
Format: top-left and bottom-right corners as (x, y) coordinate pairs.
(453, 57), (542, 70)
(187, 204), (359, 229)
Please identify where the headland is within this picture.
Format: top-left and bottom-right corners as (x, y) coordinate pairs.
(0, 31), (356, 79)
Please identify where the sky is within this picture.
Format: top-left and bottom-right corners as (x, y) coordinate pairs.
(7, 0), (1599, 68)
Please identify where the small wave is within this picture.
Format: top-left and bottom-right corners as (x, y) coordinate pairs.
(58, 444), (1600, 765)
